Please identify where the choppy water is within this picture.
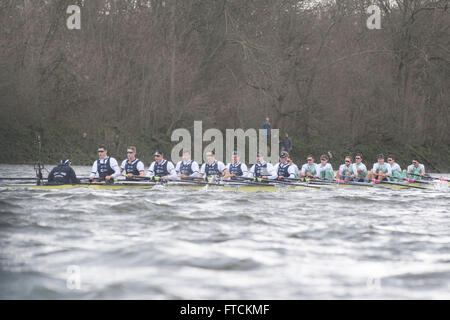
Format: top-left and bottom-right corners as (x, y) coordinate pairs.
(0, 164), (449, 299)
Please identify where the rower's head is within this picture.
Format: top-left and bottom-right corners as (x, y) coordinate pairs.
(286, 156), (293, 164)
(355, 153), (363, 164)
(97, 145), (107, 159)
(127, 146), (136, 161)
(377, 154), (385, 164)
(387, 155), (395, 164)
(279, 151), (288, 164)
(205, 150), (216, 164)
(344, 156), (352, 165)
(320, 154), (328, 164)
(306, 155), (314, 164)
(412, 158), (419, 167)
(231, 151), (239, 163)
(256, 152), (264, 163)
(153, 150), (164, 162)
(60, 158), (71, 166)
(182, 150), (191, 162)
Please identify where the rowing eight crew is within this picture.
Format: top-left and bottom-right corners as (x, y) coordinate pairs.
(47, 145), (427, 184)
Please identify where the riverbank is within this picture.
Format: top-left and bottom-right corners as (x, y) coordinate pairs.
(1, 124), (449, 172)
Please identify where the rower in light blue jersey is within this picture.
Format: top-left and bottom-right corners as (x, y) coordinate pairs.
(317, 154), (334, 181)
(387, 155), (404, 181)
(336, 156), (355, 181)
(300, 155), (320, 179)
(366, 154), (392, 181)
(407, 158), (426, 179)
(352, 153), (368, 182)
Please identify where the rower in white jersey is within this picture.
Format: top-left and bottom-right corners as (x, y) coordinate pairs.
(352, 153), (368, 182)
(269, 151), (296, 180)
(317, 154), (334, 181)
(175, 151), (200, 178)
(286, 156), (299, 178)
(199, 150), (227, 180)
(300, 155), (320, 179)
(147, 150), (177, 180)
(366, 154), (392, 181)
(223, 151), (248, 180)
(120, 146), (145, 179)
(407, 158), (426, 179)
(336, 156), (355, 181)
(387, 155), (403, 180)
(247, 152), (274, 179)
(89, 145), (121, 183)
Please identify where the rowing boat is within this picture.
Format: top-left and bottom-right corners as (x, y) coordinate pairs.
(3, 179), (448, 192)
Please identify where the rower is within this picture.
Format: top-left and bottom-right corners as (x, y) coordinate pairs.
(89, 146), (121, 183)
(317, 154), (334, 181)
(336, 156), (355, 181)
(175, 151), (200, 178)
(199, 150), (227, 180)
(287, 156), (299, 178)
(120, 146), (145, 179)
(300, 155), (320, 179)
(147, 150), (177, 180)
(247, 152), (274, 179)
(387, 155), (403, 180)
(47, 158), (80, 185)
(268, 151), (296, 180)
(407, 158), (425, 179)
(366, 154), (392, 181)
(223, 151), (248, 179)
(352, 153), (368, 182)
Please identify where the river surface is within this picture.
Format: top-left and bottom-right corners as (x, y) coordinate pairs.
(0, 164), (449, 299)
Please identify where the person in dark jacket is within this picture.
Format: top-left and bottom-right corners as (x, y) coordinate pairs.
(282, 133), (292, 153)
(47, 159), (80, 185)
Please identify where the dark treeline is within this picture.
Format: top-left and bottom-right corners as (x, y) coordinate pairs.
(0, 0), (449, 170)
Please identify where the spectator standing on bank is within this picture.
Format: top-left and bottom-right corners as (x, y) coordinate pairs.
(282, 133), (292, 153)
(262, 117), (271, 136)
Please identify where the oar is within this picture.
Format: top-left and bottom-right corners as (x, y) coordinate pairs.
(408, 173), (447, 181)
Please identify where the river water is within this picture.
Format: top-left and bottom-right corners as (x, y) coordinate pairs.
(0, 164), (449, 299)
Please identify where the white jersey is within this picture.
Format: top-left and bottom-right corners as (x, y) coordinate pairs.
(339, 164), (354, 174)
(200, 160), (227, 175)
(318, 163), (333, 175)
(372, 162), (392, 176)
(90, 157), (121, 178)
(300, 163), (320, 176)
(247, 161), (274, 178)
(225, 162), (249, 177)
(352, 162), (367, 177)
(291, 163), (299, 176)
(407, 164), (425, 172)
(147, 159), (178, 180)
(175, 160), (200, 177)
(389, 162), (402, 173)
(120, 159), (145, 173)
(269, 162), (296, 179)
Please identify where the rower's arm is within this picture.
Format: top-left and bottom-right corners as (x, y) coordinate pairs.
(288, 165), (296, 179)
(110, 158), (122, 178)
(90, 161), (97, 178)
(189, 162), (200, 177)
(241, 164), (249, 177)
(146, 162), (155, 177)
(268, 164), (279, 180)
(137, 161), (146, 176)
(166, 162), (178, 180)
